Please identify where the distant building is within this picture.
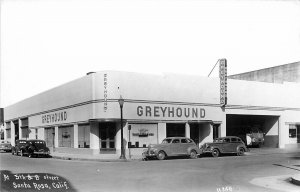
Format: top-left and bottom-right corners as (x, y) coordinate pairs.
(228, 61), (300, 84)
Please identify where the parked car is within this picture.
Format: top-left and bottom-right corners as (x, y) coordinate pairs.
(200, 136), (249, 157)
(12, 139), (50, 158)
(11, 140), (28, 156)
(0, 140), (12, 152)
(142, 137), (201, 160)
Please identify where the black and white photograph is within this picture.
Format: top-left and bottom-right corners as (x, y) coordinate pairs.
(0, 0), (300, 191)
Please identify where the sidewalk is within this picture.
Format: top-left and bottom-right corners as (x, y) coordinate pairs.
(245, 147), (300, 156)
(51, 151), (143, 162)
(50, 147), (300, 162)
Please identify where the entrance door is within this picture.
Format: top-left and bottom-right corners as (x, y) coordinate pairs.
(14, 121), (19, 141)
(99, 123), (116, 152)
(190, 124), (200, 145)
(213, 124), (220, 140)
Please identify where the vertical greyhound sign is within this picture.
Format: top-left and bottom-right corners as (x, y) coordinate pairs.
(219, 59), (227, 106)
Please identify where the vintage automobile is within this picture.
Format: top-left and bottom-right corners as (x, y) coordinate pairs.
(11, 140), (28, 156)
(142, 137), (201, 160)
(0, 140), (12, 152)
(200, 136), (248, 157)
(12, 139), (50, 158)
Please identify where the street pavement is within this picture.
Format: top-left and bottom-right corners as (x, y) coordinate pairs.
(1, 148), (300, 192)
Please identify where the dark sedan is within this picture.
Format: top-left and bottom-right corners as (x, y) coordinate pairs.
(200, 136), (249, 157)
(0, 140), (12, 152)
(12, 139), (50, 158)
(12, 140), (27, 156)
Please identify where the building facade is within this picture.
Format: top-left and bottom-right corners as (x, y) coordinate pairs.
(4, 70), (300, 157)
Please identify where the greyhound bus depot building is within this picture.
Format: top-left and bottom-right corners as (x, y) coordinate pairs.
(3, 71), (300, 157)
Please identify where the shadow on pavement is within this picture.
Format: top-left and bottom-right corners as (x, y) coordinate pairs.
(0, 170), (77, 192)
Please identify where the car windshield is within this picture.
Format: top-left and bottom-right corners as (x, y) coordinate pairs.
(214, 138), (224, 143)
(162, 139), (172, 144)
(31, 141), (46, 148)
(18, 141), (27, 145)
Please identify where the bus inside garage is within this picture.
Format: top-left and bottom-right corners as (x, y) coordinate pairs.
(226, 114), (279, 148)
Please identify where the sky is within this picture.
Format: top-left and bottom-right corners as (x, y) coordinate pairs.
(1, 0), (300, 107)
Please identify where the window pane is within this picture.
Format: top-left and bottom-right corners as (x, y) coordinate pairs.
(78, 124), (90, 148)
(289, 128), (296, 138)
(181, 139), (187, 143)
(58, 126), (74, 148)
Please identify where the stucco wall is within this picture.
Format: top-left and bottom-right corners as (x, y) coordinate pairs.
(94, 71), (220, 104)
(4, 75), (93, 121)
(227, 79), (300, 108)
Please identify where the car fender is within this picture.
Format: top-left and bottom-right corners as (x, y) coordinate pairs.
(187, 146), (200, 154)
(236, 145), (246, 152)
(210, 146), (222, 153)
(156, 149), (168, 157)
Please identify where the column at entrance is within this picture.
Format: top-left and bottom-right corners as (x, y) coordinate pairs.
(90, 122), (100, 154)
(11, 121), (15, 146)
(74, 124), (78, 148)
(185, 123), (190, 138)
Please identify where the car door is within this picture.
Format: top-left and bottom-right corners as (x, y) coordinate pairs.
(180, 138), (193, 154)
(228, 138), (239, 152)
(170, 138), (181, 155)
(221, 138), (232, 153)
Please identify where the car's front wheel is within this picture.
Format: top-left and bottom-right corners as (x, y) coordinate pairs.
(212, 149), (220, 157)
(190, 150), (198, 159)
(157, 151), (166, 160)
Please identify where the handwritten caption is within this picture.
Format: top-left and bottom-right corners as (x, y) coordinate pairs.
(1, 171), (75, 192)
(217, 186), (233, 192)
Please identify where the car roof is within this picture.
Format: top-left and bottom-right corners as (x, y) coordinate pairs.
(165, 137), (190, 139)
(215, 136), (240, 139)
(0, 140), (11, 143)
(27, 139), (45, 142)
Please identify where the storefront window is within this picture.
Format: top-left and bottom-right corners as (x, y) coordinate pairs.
(58, 126), (74, 148)
(78, 124), (90, 148)
(21, 127), (30, 139)
(129, 124), (158, 148)
(289, 125), (296, 138)
(6, 129), (11, 139)
(166, 123), (185, 137)
(5, 122), (11, 139)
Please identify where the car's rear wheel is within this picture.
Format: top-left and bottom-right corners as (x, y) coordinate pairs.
(212, 149), (220, 157)
(237, 148), (245, 156)
(190, 150), (197, 159)
(157, 151), (166, 160)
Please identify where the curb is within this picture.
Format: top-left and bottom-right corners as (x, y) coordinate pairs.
(51, 155), (143, 162)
